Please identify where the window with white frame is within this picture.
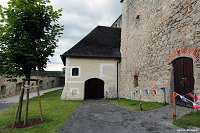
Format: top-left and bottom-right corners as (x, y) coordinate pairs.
(71, 66), (80, 77)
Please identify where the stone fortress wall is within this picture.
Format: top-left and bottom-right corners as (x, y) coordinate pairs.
(0, 71), (65, 99)
(119, 0), (200, 103)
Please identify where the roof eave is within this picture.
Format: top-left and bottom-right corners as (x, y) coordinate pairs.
(62, 55), (121, 60)
(60, 55), (66, 66)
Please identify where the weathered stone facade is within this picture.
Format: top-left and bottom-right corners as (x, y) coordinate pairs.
(120, 0), (200, 103)
(0, 73), (65, 99)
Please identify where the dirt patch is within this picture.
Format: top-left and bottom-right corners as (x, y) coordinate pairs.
(6, 119), (43, 129)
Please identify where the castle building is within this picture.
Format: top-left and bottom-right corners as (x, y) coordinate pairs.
(120, 0), (200, 106)
(61, 0), (200, 106)
(61, 26), (121, 100)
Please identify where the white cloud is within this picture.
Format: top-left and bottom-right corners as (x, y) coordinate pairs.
(46, 38), (75, 71)
(0, 0), (121, 71)
(45, 63), (63, 71)
(68, 28), (84, 38)
(0, 0), (8, 7)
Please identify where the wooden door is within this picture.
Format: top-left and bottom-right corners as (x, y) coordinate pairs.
(173, 57), (194, 107)
(84, 78), (104, 99)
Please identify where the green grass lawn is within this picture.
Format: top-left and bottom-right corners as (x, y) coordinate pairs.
(173, 111), (200, 128)
(0, 89), (83, 133)
(106, 98), (167, 111)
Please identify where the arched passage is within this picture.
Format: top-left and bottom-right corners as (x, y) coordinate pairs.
(16, 83), (22, 94)
(172, 57), (194, 107)
(84, 78), (104, 99)
(39, 80), (43, 90)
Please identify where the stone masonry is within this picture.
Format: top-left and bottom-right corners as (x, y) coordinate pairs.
(0, 73), (65, 99)
(120, 0), (200, 104)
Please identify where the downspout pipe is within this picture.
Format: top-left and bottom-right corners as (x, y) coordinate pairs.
(117, 60), (121, 98)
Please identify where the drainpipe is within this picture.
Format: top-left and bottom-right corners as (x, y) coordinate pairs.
(117, 60), (120, 99)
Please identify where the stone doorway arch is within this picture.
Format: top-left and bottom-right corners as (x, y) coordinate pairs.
(172, 57), (194, 107)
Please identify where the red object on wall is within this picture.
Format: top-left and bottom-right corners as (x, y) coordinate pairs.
(153, 90), (157, 95)
(134, 70), (140, 77)
(181, 5), (184, 9)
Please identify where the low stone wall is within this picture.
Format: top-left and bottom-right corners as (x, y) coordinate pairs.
(0, 76), (65, 99)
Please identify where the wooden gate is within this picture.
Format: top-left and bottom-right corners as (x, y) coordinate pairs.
(173, 57), (194, 107)
(84, 78), (104, 99)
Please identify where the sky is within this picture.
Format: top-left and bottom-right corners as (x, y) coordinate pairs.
(0, 0), (121, 71)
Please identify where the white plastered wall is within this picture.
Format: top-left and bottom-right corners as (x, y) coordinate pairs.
(61, 57), (118, 100)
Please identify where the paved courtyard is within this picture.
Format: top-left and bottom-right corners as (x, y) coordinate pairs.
(59, 99), (195, 133)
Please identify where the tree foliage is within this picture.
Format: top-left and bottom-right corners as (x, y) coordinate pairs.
(0, 0), (64, 80)
(61, 67), (65, 77)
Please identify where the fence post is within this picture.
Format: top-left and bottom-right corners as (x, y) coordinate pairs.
(24, 80), (30, 126)
(173, 92), (176, 120)
(140, 93), (143, 111)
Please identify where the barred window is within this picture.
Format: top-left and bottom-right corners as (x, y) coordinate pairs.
(72, 68), (79, 76)
(134, 76), (138, 87)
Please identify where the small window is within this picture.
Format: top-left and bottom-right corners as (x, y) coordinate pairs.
(136, 15), (140, 19)
(72, 68), (79, 76)
(134, 70), (139, 87)
(134, 76), (139, 87)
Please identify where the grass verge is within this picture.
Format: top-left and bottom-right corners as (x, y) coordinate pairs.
(173, 111), (200, 128)
(0, 89), (83, 133)
(106, 98), (167, 111)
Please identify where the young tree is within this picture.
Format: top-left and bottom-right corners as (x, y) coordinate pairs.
(0, 0), (63, 126)
(61, 67), (65, 77)
(0, 0), (64, 80)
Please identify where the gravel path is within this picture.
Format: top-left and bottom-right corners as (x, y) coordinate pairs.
(59, 99), (195, 133)
(0, 103), (15, 112)
(0, 87), (63, 113)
